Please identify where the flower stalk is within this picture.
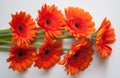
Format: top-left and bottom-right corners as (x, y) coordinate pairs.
(0, 29), (11, 34)
(0, 47), (10, 51)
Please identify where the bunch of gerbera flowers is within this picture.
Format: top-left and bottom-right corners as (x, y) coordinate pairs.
(0, 4), (115, 75)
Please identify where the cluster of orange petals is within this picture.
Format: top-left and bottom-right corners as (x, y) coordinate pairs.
(34, 39), (62, 69)
(95, 18), (115, 59)
(59, 38), (94, 75)
(65, 7), (95, 39)
(7, 45), (36, 72)
(36, 4), (65, 38)
(6, 4), (116, 75)
(9, 11), (36, 46)
(7, 39), (62, 72)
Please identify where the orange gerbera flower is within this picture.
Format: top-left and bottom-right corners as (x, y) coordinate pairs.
(34, 39), (62, 69)
(9, 11), (36, 46)
(59, 38), (94, 75)
(36, 4), (65, 38)
(95, 18), (115, 59)
(65, 7), (95, 39)
(7, 45), (36, 72)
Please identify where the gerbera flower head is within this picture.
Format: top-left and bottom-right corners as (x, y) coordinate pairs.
(7, 45), (36, 72)
(59, 38), (94, 75)
(36, 4), (65, 38)
(9, 11), (36, 46)
(95, 18), (115, 59)
(34, 38), (63, 69)
(65, 7), (95, 39)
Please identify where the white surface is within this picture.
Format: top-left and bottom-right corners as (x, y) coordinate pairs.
(0, 0), (120, 78)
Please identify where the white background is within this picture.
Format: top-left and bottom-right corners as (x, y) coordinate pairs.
(0, 0), (120, 78)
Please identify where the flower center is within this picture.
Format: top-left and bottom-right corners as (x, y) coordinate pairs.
(44, 49), (49, 55)
(18, 24), (24, 32)
(74, 23), (80, 28)
(73, 52), (79, 57)
(17, 51), (25, 59)
(18, 52), (23, 57)
(45, 19), (50, 25)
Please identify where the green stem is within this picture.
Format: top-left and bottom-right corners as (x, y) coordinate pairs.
(37, 30), (44, 35)
(62, 48), (69, 51)
(59, 35), (74, 39)
(90, 32), (96, 44)
(32, 42), (42, 47)
(35, 34), (74, 41)
(0, 47), (10, 51)
(0, 40), (11, 44)
(0, 29), (11, 34)
(1, 38), (11, 41)
(0, 34), (12, 39)
(35, 34), (74, 40)
(35, 35), (45, 39)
